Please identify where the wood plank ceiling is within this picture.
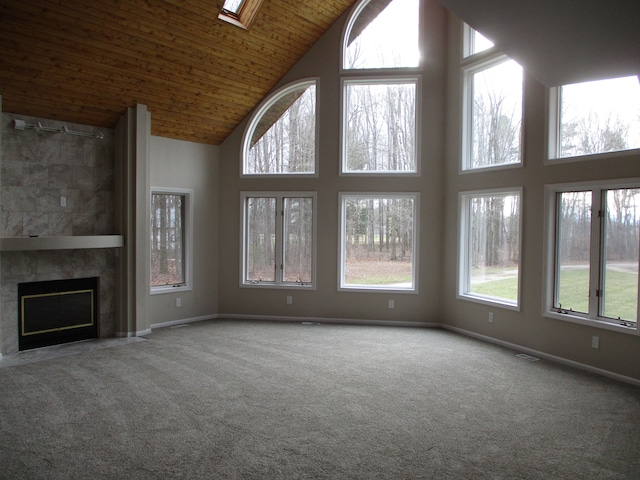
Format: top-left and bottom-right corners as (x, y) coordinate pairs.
(0, 0), (356, 145)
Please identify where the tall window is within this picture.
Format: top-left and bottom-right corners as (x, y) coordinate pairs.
(339, 193), (418, 291)
(341, 0), (420, 175)
(549, 76), (640, 159)
(342, 77), (418, 173)
(151, 189), (192, 293)
(545, 181), (640, 329)
(459, 189), (522, 307)
(343, 0), (420, 70)
(243, 79), (317, 176)
(462, 56), (523, 171)
(241, 192), (316, 288)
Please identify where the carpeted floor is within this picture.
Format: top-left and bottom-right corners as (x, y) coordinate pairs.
(1, 319), (639, 479)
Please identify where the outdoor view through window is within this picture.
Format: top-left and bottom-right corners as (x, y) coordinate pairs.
(557, 76), (640, 158)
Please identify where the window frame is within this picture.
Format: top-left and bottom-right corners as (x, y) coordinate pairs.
(240, 191), (317, 290)
(338, 192), (419, 293)
(543, 179), (640, 334)
(462, 23), (496, 59)
(241, 78), (319, 178)
(150, 187), (193, 295)
(218, 0), (264, 30)
(340, 75), (421, 176)
(460, 52), (524, 173)
(458, 187), (523, 309)
(546, 78), (640, 164)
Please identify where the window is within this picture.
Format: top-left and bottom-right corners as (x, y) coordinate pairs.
(462, 56), (523, 171)
(339, 193), (418, 291)
(151, 189), (193, 294)
(219, 0), (264, 29)
(342, 77), (419, 174)
(463, 24), (494, 58)
(242, 79), (317, 176)
(241, 192), (316, 288)
(549, 76), (640, 159)
(459, 189), (522, 307)
(343, 0), (420, 70)
(545, 180), (640, 331)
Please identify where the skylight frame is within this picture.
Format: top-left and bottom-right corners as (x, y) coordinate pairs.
(219, 0), (264, 30)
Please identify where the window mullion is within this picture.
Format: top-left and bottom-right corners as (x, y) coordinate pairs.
(589, 189), (604, 319)
(275, 196), (284, 284)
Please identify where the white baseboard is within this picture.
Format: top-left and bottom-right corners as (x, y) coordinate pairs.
(218, 313), (438, 329)
(151, 314), (218, 330)
(442, 325), (640, 387)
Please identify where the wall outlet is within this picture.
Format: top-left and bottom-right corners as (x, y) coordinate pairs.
(286, 295), (293, 305)
(60, 196), (67, 207)
(388, 299), (394, 309)
(592, 335), (599, 349)
(488, 312), (494, 323)
(175, 297), (181, 308)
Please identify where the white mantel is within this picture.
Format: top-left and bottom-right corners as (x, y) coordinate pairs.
(0, 235), (124, 251)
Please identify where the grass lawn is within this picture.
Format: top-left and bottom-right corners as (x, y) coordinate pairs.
(472, 267), (638, 321)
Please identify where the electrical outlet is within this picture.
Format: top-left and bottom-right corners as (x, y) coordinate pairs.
(60, 196), (67, 207)
(488, 312), (494, 323)
(286, 295), (293, 305)
(592, 336), (599, 349)
(388, 299), (394, 309)
(175, 298), (181, 308)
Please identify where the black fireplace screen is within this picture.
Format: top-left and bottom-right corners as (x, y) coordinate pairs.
(18, 277), (99, 351)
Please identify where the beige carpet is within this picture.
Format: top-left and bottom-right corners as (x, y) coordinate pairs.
(1, 320), (639, 479)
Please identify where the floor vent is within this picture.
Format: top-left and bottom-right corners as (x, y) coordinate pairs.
(516, 353), (539, 362)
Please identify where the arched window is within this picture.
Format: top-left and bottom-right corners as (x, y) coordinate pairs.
(242, 79), (317, 176)
(343, 0), (420, 70)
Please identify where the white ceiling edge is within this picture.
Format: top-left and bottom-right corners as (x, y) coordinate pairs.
(438, 0), (640, 87)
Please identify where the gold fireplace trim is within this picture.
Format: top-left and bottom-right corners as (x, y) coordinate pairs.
(21, 289), (95, 336)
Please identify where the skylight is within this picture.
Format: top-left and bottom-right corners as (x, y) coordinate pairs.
(219, 0), (264, 29)
(222, 0), (244, 15)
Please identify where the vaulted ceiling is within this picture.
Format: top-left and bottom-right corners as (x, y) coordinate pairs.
(0, 0), (356, 145)
(2, 1), (639, 146)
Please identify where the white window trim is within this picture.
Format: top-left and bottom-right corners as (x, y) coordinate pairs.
(338, 192), (419, 293)
(150, 187), (193, 295)
(461, 23), (498, 60)
(460, 53), (524, 173)
(542, 179), (640, 334)
(340, 75), (422, 176)
(457, 187), (523, 310)
(240, 191), (317, 290)
(545, 86), (640, 164)
(241, 78), (319, 178)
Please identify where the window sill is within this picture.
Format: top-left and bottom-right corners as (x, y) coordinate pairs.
(151, 285), (192, 295)
(545, 147), (640, 165)
(242, 283), (315, 290)
(458, 293), (520, 311)
(544, 310), (638, 335)
(339, 285), (417, 294)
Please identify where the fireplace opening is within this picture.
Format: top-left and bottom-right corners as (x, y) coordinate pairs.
(18, 277), (99, 351)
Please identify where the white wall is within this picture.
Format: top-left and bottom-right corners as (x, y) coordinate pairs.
(216, 0), (447, 326)
(442, 17), (640, 381)
(149, 135), (219, 326)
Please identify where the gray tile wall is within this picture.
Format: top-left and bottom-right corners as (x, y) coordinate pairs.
(1, 114), (117, 354)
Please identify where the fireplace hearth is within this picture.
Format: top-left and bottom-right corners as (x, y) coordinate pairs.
(18, 277), (99, 351)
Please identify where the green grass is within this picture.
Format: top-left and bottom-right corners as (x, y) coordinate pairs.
(472, 277), (518, 302)
(472, 267), (638, 321)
